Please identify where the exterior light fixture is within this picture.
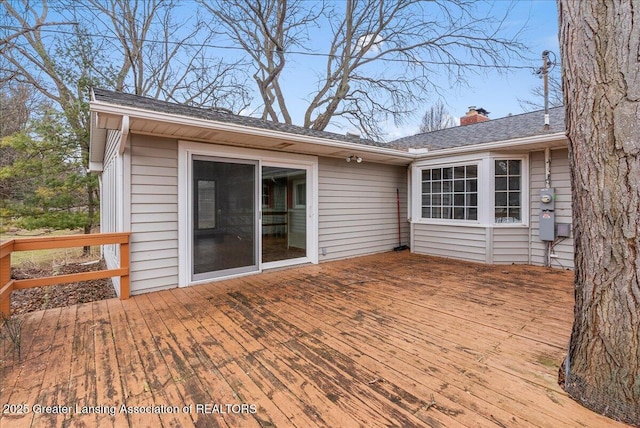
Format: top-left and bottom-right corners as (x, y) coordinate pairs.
(346, 155), (362, 163)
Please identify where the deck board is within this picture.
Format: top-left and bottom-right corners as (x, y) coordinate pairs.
(0, 252), (632, 427)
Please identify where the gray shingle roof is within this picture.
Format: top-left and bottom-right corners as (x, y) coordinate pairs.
(91, 88), (388, 147)
(389, 106), (566, 151)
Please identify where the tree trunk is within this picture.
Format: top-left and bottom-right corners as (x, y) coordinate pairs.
(558, 1), (640, 424)
(82, 185), (96, 256)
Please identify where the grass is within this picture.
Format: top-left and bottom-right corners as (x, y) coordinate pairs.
(0, 228), (101, 268)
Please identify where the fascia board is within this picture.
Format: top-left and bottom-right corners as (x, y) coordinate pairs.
(90, 100), (416, 161)
(89, 111), (106, 169)
(413, 132), (567, 160)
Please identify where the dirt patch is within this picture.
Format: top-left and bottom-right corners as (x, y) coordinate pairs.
(10, 260), (116, 315)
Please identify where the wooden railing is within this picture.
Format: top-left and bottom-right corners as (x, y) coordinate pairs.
(0, 232), (131, 316)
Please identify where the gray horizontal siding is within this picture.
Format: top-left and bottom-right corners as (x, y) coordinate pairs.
(492, 227), (530, 264)
(529, 149), (574, 269)
(318, 157), (408, 261)
(129, 135), (179, 294)
(412, 223), (487, 263)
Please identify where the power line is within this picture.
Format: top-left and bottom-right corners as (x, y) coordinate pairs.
(0, 24), (537, 69)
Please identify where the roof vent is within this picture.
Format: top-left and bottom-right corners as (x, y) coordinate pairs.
(208, 106), (233, 114)
(346, 130), (361, 138)
(408, 148), (429, 154)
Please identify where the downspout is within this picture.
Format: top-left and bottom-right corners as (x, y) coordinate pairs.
(98, 174), (104, 260)
(544, 147), (552, 267)
(407, 164), (413, 251)
(118, 115), (130, 155)
(544, 147), (551, 189)
(542, 50), (552, 267)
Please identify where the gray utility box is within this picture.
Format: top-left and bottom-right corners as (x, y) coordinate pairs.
(539, 188), (555, 241)
(556, 223), (571, 238)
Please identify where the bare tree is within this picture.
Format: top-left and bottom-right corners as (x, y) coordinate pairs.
(518, 59), (563, 112)
(66, 0), (251, 111)
(204, 0), (527, 140)
(558, 0), (639, 425)
(0, 0), (250, 238)
(0, 82), (36, 137)
(0, 1), (98, 238)
(1, 0), (251, 113)
(419, 100), (455, 133)
(202, 0), (323, 122)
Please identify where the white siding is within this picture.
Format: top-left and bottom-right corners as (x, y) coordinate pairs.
(129, 135), (179, 294)
(318, 157), (408, 261)
(101, 129), (122, 293)
(411, 224), (487, 263)
(492, 227), (530, 264)
(529, 148), (574, 269)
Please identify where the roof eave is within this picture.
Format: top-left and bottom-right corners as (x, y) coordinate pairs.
(89, 100), (416, 162)
(414, 132), (567, 159)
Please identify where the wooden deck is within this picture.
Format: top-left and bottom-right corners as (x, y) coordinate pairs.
(0, 253), (630, 427)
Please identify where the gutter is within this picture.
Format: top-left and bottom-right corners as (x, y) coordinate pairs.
(90, 99), (567, 167)
(413, 132), (567, 159)
(90, 100), (416, 162)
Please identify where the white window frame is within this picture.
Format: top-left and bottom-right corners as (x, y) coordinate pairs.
(419, 163), (480, 222)
(411, 153), (529, 227)
(178, 141), (319, 288)
(293, 179), (306, 209)
(493, 158), (523, 224)
(491, 154), (529, 227)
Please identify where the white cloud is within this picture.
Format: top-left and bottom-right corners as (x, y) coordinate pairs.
(356, 34), (383, 54)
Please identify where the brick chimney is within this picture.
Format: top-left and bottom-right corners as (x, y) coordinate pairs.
(460, 106), (490, 126)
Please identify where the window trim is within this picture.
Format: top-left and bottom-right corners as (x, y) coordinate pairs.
(293, 179), (306, 209)
(494, 159), (522, 224)
(491, 154), (529, 227)
(411, 153), (529, 227)
(420, 163), (479, 222)
(413, 158), (484, 226)
(177, 140), (319, 288)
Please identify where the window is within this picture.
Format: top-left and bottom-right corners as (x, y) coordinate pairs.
(262, 182), (271, 208)
(495, 160), (521, 223)
(293, 180), (306, 208)
(421, 165), (478, 220)
(196, 179), (216, 229)
(415, 156), (527, 225)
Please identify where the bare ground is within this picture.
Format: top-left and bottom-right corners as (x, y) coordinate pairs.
(9, 260), (116, 315)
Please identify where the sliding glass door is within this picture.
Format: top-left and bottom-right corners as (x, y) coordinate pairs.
(188, 152), (314, 282)
(261, 166), (307, 264)
(192, 157), (258, 280)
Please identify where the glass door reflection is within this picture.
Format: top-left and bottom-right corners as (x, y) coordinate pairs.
(192, 157), (258, 280)
(261, 166), (307, 263)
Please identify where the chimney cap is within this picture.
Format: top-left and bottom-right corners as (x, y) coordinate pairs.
(475, 107), (490, 116)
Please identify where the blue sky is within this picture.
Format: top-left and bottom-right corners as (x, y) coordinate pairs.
(439, 1), (560, 121)
(260, 0), (561, 140)
(26, 0), (560, 141)
(381, 0), (558, 139)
